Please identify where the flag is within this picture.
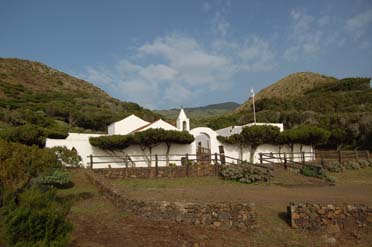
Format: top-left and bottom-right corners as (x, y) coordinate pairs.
(250, 88), (255, 97)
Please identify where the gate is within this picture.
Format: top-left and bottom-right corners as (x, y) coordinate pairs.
(196, 146), (211, 163)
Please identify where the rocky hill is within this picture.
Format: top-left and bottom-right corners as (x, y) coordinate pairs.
(235, 72), (338, 113)
(0, 58), (160, 132)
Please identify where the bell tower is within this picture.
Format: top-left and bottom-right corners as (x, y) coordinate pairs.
(176, 108), (190, 131)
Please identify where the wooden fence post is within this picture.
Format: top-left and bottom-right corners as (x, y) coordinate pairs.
(354, 150), (358, 162)
(124, 155), (128, 179)
(155, 154), (158, 178)
(214, 153), (218, 175)
(320, 151), (324, 166)
(366, 151), (370, 161)
(89, 154), (93, 169)
(219, 146), (226, 165)
(302, 152), (305, 165)
(259, 153), (263, 165)
(284, 153), (288, 170)
(185, 154), (189, 177)
(338, 151), (342, 164)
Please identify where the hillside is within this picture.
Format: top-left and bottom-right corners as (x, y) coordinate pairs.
(0, 58), (160, 133)
(196, 72), (372, 149)
(235, 72), (338, 112)
(155, 102), (240, 119)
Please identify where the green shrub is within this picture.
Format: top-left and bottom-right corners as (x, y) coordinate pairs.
(0, 141), (61, 191)
(46, 129), (68, 139)
(300, 165), (334, 182)
(3, 187), (72, 247)
(220, 164), (268, 184)
(0, 124), (47, 147)
(33, 169), (71, 189)
(51, 146), (82, 167)
(300, 165), (319, 177)
(323, 161), (343, 173)
(168, 162), (177, 167)
(358, 160), (370, 168)
(344, 161), (360, 170)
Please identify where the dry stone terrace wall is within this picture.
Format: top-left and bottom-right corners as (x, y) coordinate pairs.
(288, 203), (372, 233)
(93, 164), (217, 179)
(84, 169), (257, 230)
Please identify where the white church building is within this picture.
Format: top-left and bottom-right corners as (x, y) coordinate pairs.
(46, 109), (313, 168)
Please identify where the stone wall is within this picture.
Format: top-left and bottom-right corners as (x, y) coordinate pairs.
(85, 169), (256, 230)
(93, 164), (218, 179)
(288, 203), (372, 233)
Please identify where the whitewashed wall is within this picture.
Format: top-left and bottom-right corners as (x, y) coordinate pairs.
(46, 129), (314, 168)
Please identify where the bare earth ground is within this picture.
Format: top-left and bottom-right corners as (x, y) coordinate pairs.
(61, 167), (372, 247)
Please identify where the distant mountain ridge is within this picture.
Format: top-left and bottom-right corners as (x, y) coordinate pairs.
(0, 58), (160, 132)
(155, 102), (240, 119)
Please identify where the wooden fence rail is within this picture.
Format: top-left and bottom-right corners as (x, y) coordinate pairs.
(315, 150), (370, 163)
(87, 152), (273, 176)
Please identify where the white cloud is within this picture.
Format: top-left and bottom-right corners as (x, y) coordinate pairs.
(237, 38), (276, 72)
(213, 12), (230, 37)
(284, 9), (340, 60)
(345, 9), (372, 40)
(78, 34), (276, 108)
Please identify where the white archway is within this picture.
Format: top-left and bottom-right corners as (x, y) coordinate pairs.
(190, 127), (221, 155)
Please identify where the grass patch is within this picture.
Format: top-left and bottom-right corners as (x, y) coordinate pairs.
(70, 200), (106, 215)
(332, 167), (372, 185)
(57, 185), (97, 197)
(112, 176), (244, 190)
(56, 169), (97, 197)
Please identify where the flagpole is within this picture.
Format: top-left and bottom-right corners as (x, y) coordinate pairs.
(251, 88), (256, 124)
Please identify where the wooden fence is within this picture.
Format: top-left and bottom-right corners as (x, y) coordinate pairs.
(258, 150), (371, 170)
(315, 150), (370, 163)
(87, 152), (273, 176)
(258, 152), (319, 169)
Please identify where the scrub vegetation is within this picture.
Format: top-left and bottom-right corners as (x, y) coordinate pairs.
(193, 73), (372, 150)
(0, 58), (160, 135)
(0, 140), (77, 247)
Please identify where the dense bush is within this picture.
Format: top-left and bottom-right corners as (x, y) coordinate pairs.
(220, 164), (270, 184)
(90, 134), (134, 150)
(358, 160), (370, 168)
(323, 161), (344, 173)
(32, 169), (71, 189)
(0, 140), (61, 191)
(344, 160), (361, 170)
(0, 124), (47, 147)
(46, 128), (69, 139)
(51, 146), (82, 167)
(300, 165), (335, 183)
(3, 187), (72, 247)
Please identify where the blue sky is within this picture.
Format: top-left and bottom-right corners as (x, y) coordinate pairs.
(1, 0), (372, 109)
